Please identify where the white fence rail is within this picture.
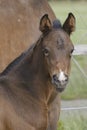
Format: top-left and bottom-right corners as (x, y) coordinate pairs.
(73, 44), (87, 79)
(61, 106), (87, 111)
(73, 44), (87, 55)
(61, 100), (87, 111)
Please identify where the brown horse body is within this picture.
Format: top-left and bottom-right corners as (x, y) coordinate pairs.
(0, 0), (56, 71)
(0, 14), (75, 130)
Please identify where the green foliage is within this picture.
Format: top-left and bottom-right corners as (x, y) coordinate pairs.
(58, 121), (64, 130)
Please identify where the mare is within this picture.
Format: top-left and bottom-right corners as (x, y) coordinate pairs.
(0, 0), (56, 71)
(0, 13), (75, 130)
(0, 43), (36, 76)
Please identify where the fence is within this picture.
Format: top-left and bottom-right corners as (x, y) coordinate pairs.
(73, 44), (87, 79)
(60, 44), (87, 111)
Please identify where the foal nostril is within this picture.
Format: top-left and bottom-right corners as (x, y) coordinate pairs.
(52, 73), (69, 86)
(65, 74), (68, 82)
(53, 74), (58, 82)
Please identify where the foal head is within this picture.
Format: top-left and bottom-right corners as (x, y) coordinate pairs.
(39, 13), (75, 92)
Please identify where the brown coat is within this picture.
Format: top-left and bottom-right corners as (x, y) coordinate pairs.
(0, 0), (56, 71)
(0, 13), (75, 130)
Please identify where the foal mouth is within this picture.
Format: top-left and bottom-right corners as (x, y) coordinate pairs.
(52, 80), (68, 92)
(51, 72), (69, 92)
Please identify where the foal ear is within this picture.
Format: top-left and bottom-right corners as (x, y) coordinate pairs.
(39, 14), (52, 33)
(63, 13), (76, 36)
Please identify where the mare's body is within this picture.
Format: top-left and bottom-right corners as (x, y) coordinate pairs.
(0, 44), (35, 76)
(0, 0), (56, 71)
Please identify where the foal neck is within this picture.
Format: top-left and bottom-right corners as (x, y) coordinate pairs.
(30, 42), (58, 104)
(8, 37), (57, 104)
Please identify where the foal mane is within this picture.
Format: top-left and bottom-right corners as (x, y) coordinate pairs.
(0, 36), (43, 76)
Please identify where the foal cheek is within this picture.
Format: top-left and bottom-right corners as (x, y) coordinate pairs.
(44, 57), (52, 73)
(65, 59), (71, 75)
(45, 57), (55, 76)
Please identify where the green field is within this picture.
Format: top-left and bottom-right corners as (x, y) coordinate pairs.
(49, 1), (87, 100)
(58, 110), (87, 130)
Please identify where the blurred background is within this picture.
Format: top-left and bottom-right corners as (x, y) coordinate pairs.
(48, 0), (87, 130)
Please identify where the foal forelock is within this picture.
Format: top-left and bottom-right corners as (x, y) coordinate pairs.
(53, 19), (62, 29)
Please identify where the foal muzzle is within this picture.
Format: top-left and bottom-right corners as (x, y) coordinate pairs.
(52, 71), (69, 92)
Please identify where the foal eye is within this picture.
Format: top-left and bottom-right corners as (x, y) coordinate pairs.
(43, 48), (49, 56)
(71, 49), (74, 54)
(70, 49), (74, 57)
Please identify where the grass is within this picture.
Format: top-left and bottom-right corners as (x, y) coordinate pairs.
(58, 110), (87, 130)
(49, 1), (87, 100)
